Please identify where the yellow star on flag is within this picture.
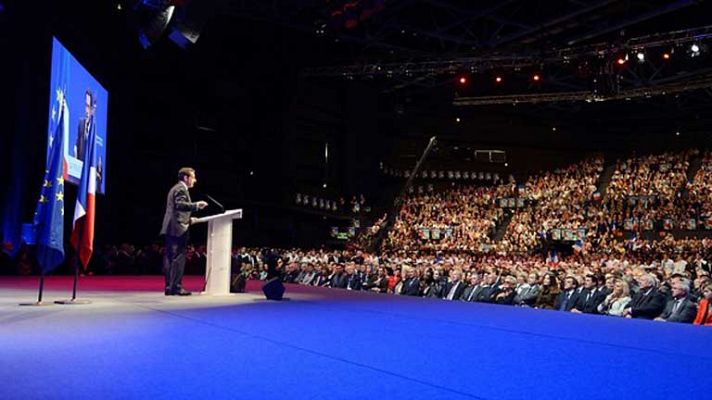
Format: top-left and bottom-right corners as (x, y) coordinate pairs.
(56, 176), (64, 185)
(39, 195), (47, 203)
(43, 179), (51, 188)
(56, 192), (64, 202)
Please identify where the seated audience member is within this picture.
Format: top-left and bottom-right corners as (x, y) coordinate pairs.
(419, 268), (434, 296)
(476, 272), (500, 303)
(597, 280), (632, 316)
(388, 268), (402, 294)
(426, 269), (446, 298)
(624, 273), (666, 319)
(693, 283), (712, 326)
(330, 264), (348, 289)
(344, 263), (362, 291)
(535, 273), (560, 309)
(443, 269), (466, 300)
(400, 266), (420, 296)
(313, 265), (331, 287)
(514, 272), (541, 307)
(572, 274), (607, 314)
(655, 278), (698, 323)
(554, 276), (580, 312)
(299, 263), (317, 285)
(461, 273), (484, 302)
(365, 267), (390, 293)
(494, 275), (517, 305)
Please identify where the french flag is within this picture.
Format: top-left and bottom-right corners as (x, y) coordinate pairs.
(70, 122), (97, 268)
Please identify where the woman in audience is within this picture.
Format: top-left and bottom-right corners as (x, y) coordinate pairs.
(534, 273), (560, 309)
(693, 283), (712, 326)
(597, 279), (632, 316)
(425, 269), (446, 298)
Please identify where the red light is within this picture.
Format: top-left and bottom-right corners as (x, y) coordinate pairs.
(663, 53), (671, 60)
(532, 74), (540, 81)
(495, 76), (502, 83)
(458, 76), (467, 85)
(616, 58), (626, 65)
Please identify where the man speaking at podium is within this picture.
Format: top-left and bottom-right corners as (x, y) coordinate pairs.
(160, 167), (208, 296)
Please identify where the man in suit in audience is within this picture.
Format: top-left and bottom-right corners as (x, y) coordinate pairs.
(461, 273), (484, 302)
(443, 269), (466, 300)
(655, 278), (698, 323)
(572, 274), (607, 314)
(344, 263), (362, 290)
(624, 273), (666, 319)
(514, 272), (541, 306)
(554, 276), (580, 312)
(476, 272), (500, 303)
(400, 266), (420, 296)
(330, 263), (348, 289)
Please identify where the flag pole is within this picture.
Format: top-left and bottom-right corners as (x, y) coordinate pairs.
(19, 272), (53, 306)
(55, 216), (91, 305)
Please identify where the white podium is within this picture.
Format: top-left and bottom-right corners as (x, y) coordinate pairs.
(192, 209), (242, 295)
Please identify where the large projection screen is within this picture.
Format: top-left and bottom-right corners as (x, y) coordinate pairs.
(47, 37), (108, 194)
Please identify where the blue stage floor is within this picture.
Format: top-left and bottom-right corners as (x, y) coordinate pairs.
(1, 277), (710, 399)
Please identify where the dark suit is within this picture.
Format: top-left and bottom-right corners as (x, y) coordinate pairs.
(443, 281), (466, 300)
(160, 181), (201, 293)
(554, 289), (579, 311)
(475, 285), (498, 303)
(658, 296), (698, 323)
(572, 288), (607, 314)
(460, 284), (481, 302)
(514, 284), (541, 306)
(330, 272), (348, 289)
(628, 288), (666, 319)
(75, 117), (94, 161)
(400, 277), (420, 296)
(345, 273), (362, 290)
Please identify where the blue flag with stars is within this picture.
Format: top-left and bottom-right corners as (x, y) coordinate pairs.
(33, 89), (68, 274)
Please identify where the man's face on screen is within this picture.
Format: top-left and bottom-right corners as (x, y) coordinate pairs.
(85, 94), (94, 118)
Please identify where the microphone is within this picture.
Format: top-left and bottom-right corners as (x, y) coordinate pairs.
(205, 194), (225, 213)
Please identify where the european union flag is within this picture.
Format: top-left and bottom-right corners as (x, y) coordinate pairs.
(33, 89), (68, 274)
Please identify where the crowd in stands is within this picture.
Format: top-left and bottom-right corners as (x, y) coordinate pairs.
(380, 150), (712, 256)
(500, 156), (603, 253)
(383, 182), (515, 253)
(604, 150), (694, 232)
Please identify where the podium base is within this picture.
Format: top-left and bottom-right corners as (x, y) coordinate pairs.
(19, 301), (54, 306)
(199, 292), (238, 297)
(54, 299), (92, 305)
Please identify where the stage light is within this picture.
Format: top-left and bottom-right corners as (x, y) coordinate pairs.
(690, 44), (701, 57)
(676, 131), (680, 136)
(532, 74), (541, 82)
(495, 76), (503, 83)
(636, 52), (645, 62)
(662, 52), (671, 60)
(552, 127), (557, 132)
(616, 57), (626, 65)
(455, 117), (461, 123)
(323, 183), (327, 188)
(458, 76), (467, 85)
